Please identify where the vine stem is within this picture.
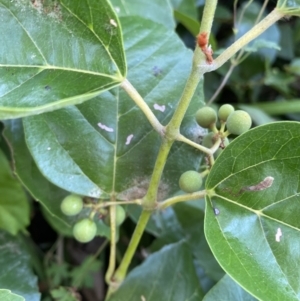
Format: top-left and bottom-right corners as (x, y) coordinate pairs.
(112, 210), (151, 283)
(206, 9), (284, 73)
(105, 202), (117, 284)
(108, 2), (219, 293)
(120, 79), (164, 134)
(177, 134), (212, 155)
(158, 190), (206, 210)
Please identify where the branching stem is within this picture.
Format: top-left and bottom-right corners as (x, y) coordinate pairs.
(121, 79), (164, 135)
(158, 190), (206, 210)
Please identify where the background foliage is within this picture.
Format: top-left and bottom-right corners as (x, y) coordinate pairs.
(1, 0), (300, 301)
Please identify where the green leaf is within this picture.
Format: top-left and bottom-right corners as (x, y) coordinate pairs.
(173, 202), (224, 281)
(20, 16), (203, 198)
(0, 149), (29, 235)
(253, 99), (300, 115)
(0, 232), (40, 301)
(0, 0), (126, 119)
(264, 67), (295, 95)
(174, 10), (200, 36)
(107, 241), (204, 301)
(205, 121), (300, 301)
(110, 0), (175, 28)
(203, 275), (257, 301)
(50, 287), (79, 301)
(0, 290), (25, 301)
(171, 0), (198, 19)
(3, 119), (111, 239)
(70, 256), (102, 288)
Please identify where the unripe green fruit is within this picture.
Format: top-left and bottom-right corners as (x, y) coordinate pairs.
(202, 132), (215, 148)
(226, 110), (252, 135)
(104, 205), (126, 227)
(73, 218), (97, 243)
(218, 104), (235, 121)
(60, 194), (83, 216)
(196, 107), (217, 129)
(179, 171), (203, 193)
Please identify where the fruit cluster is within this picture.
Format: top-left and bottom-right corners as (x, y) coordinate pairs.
(60, 194), (126, 243)
(196, 104), (252, 135)
(178, 105), (252, 194)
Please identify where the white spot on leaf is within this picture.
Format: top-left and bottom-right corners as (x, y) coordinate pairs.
(47, 147), (51, 150)
(110, 19), (117, 27)
(153, 104), (166, 112)
(275, 228), (282, 242)
(125, 134), (134, 145)
(97, 123), (114, 132)
(114, 6), (120, 13)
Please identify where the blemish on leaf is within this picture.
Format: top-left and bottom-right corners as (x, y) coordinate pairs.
(153, 104), (166, 112)
(141, 296), (146, 301)
(125, 134), (134, 145)
(114, 6), (120, 13)
(118, 177), (169, 202)
(110, 19), (118, 27)
(152, 66), (162, 76)
(97, 123), (114, 132)
(240, 176), (274, 193)
(213, 208), (220, 215)
(225, 176), (275, 196)
(275, 228), (282, 242)
(30, 0), (62, 21)
(47, 147), (51, 150)
(44, 85), (51, 91)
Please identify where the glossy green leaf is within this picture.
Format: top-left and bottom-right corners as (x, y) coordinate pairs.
(173, 202), (224, 281)
(0, 149), (29, 235)
(205, 121), (300, 301)
(107, 241), (204, 301)
(0, 290), (25, 301)
(110, 0), (175, 28)
(0, 0), (126, 119)
(3, 119), (110, 238)
(0, 232), (40, 301)
(20, 16), (203, 198)
(203, 275), (257, 301)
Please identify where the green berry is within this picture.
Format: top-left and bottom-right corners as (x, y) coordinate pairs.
(202, 132), (215, 148)
(73, 218), (97, 243)
(60, 194), (83, 216)
(196, 107), (217, 129)
(214, 148), (223, 158)
(226, 110), (252, 135)
(179, 171), (203, 193)
(104, 205), (126, 227)
(218, 104), (235, 121)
